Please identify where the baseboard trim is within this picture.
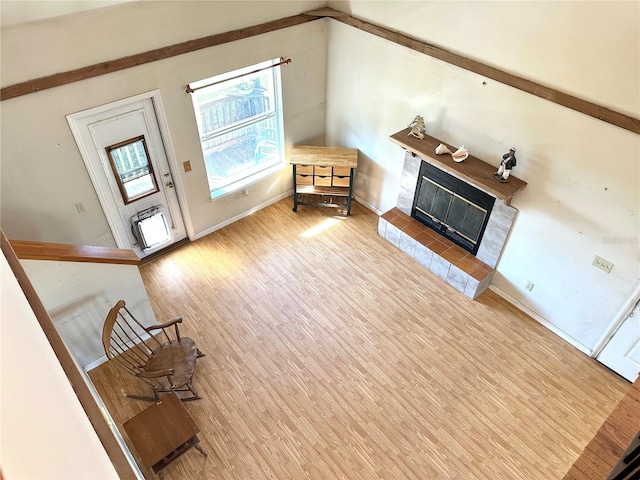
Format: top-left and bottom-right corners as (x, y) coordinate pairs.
(195, 191), (291, 240)
(353, 195), (383, 215)
(139, 237), (191, 265)
(196, 194), (380, 241)
(489, 284), (592, 356)
(84, 331), (154, 372)
(84, 355), (109, 372)
(80, 366), (146, 479)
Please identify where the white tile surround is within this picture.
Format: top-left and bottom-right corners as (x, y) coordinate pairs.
(396, 151), (517, 269)
(379, 150), (519, 299)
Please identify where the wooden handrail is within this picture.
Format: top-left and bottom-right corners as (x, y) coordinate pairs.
(9, 240), (139, 265)
(1, 231), (139, 479)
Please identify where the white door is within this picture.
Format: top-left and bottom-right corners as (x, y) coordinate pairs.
(69, 96), (186, 258)
(597, 299), (640, 382)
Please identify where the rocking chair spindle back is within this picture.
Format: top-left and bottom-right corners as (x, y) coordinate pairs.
(102, 300), (205, 402)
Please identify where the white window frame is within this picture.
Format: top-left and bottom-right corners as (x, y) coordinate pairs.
(189, 58), (286, 199)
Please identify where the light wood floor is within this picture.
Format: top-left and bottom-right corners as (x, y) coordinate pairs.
(89, 198), (629, 480)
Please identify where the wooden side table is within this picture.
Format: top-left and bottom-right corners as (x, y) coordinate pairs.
(123, 393), (207, 478)
(290, 145), (358, 215)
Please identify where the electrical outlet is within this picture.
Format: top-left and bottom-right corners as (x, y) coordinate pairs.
(592, 255), (614, 273)
(525, 281), (534, 291)
(75, 202), (85, 213)
(183, 160), (192, 173)
(242, 188), (249, 197)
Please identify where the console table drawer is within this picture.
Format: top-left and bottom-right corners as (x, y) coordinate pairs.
(314, 175), (332, 187)
(296, 165), (314, 175)
(314, 166), (333, 176)
(333, 166), (352, 176)
(296, 174), (313, 186)
(333, 176), (351, 187)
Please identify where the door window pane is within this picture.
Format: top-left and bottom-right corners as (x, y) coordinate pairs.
(105, 136), (159, 204)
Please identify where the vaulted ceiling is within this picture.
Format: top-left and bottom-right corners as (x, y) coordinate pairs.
(0, 0), (135, 28)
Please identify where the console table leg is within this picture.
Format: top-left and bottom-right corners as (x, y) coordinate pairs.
(346, 168), (354, 215)
(195, 443), (208, 457)
(292, 165), (298, 212)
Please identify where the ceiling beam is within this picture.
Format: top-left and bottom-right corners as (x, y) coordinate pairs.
(0, 13), (316, 101)
(1, 6), (638, 136)
(328, 9), (639, 136)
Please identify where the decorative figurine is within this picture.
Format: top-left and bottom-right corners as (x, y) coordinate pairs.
(408, 115), (426, 139)
(435, 143), (451, 155)
(435, 143), (468, 162)
(494, 147), (517, 183)
(451, 145), (469, 162)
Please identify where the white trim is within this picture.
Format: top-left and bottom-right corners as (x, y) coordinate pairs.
(591, 282), (640, 357)
(353, 194), (382, 215)
(149, 94), (196, 241)
(67, 90), (192, 245)
(83, 330), (154, 372)
(190, 57), (286, 201)
(489, 284), (592, 356)
(78, 368), (145, 480)
(84, 354), (109, 372)
(69, 90), (161, 117)
(68, 112), (128, 248)
(195, 191), (290, 239)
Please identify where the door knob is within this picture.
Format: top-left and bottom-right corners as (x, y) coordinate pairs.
(165, 181), (174, 188)
(163, 171), (170, 177)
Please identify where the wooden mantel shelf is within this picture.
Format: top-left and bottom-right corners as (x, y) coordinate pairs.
(390, 128), (527, 205)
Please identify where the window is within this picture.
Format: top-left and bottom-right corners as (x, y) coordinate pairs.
(189, 58), (285, 198)
(105, 135), (159, 204)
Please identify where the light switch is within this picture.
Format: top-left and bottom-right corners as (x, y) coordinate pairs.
(592, 255), (614, 273)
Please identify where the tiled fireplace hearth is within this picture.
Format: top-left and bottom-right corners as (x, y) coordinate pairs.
(380, 129), (527, 299)
(379, 208), (495, 298)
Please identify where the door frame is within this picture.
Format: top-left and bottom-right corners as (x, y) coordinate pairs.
(67, 90), (194, 247)
(592, 282), (640, 357)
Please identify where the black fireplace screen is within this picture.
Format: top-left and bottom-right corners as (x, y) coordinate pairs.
(412, 162), (495, 254)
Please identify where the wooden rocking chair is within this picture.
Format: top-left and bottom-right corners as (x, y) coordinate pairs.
(102, 300), (205, 402)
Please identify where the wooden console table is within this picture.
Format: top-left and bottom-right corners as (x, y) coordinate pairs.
(290, 145), (358, 215)
(123, 393), (207, 478)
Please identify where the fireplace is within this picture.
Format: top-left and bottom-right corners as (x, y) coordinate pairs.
(380, 129), (526, 299)
(412, 162), (495, 255)
(394, 146), (520, 271)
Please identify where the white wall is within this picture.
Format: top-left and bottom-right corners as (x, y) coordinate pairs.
(329, 1), (639, 117)
(0, 253), (119, 480)
(0, 1), (327, 244)
(325, 1), (640, 352)
(21, 259), (156, 369)
(1, 0), (639, 354)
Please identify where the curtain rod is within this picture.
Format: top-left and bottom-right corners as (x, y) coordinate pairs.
(186, 57), (291, 94)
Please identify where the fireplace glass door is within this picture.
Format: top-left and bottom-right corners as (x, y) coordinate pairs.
(412, 162), (495, 254)
(416, 178), (487, 244)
